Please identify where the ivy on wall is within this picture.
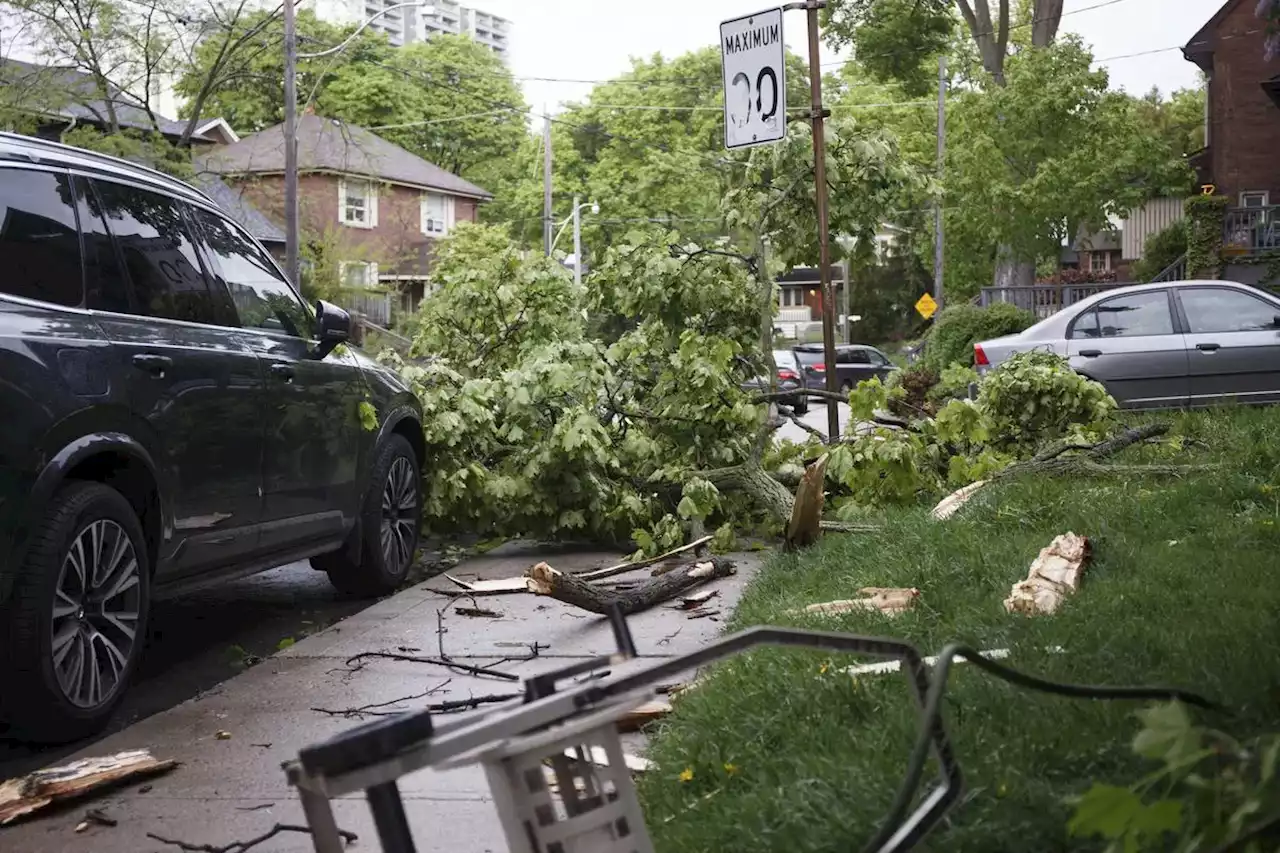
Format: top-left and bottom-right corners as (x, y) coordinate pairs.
(1185, 195), (1228, 280)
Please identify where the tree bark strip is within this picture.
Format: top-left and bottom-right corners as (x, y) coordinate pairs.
(526, 557), (736, 616)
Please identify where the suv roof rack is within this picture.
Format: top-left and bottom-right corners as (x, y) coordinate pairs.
(0, 131), (215, 206)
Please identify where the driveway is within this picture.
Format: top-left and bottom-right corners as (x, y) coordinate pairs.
(775, 401), (851, 444)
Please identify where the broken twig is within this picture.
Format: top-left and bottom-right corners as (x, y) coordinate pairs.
(147, 823), (357, 853)
(575, 535), (714, 582)
(311, 680), (451, 719)
(345, 651), (519, 682)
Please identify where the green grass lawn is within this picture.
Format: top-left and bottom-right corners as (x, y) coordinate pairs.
(637, 407), (1280, 852)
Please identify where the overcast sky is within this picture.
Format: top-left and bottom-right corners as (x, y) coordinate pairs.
(478, 0), (1218, 112)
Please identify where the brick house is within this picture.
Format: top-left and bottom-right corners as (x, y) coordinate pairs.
(195, 114), (492, 322)
(1184, 0), (1280, 211)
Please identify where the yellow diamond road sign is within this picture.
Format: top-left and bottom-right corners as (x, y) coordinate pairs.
(915, 293), (938, 320)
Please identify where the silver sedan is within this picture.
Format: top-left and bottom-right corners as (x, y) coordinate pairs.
(975, 280), (1280, 409)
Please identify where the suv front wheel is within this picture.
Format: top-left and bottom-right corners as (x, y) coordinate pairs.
(0, 482), (150, 743)
(316, 434), (422, 597)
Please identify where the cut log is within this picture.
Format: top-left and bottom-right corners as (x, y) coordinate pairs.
(525, 557), (736, 616)
(786, 454), (829, 549)
(701, 463), (796, 525)
(787, 587), (920, 618)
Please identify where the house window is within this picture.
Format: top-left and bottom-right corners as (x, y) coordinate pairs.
(340, 261), (378, 289)
(421, 193), (452, 236)
(1089, 251), (1110, 273)
(339, 179), (377, 228)
(1241, 191), (1270, 209)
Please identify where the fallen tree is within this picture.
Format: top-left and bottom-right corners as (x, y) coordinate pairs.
(525, 557), (737, 615)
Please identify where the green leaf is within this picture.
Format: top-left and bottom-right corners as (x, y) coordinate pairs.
(1067, 784), (1144, 839)
(1132, 702), (1200, 764)
(357, 400), (378, 432)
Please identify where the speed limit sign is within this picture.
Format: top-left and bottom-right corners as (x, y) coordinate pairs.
(720, 7), (786, 150)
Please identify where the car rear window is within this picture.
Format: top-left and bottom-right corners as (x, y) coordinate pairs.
(793, 348), (823, 365)
(0, 167), (84, 308)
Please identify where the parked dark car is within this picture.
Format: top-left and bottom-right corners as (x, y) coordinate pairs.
(0, 133), (425, 742)
(975, 280), (1280, 409)
(792, 343), (896, 393)
(739, 349), (810, 415)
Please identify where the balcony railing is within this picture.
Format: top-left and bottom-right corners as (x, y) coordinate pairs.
(1223, 206), (1280, 257)
(978, 282), (1130, 319)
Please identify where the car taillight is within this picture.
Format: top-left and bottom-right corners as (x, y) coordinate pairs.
(778, 369), (798, 381)
(808, 363), (825, 372)
(974, 344), (989, 367)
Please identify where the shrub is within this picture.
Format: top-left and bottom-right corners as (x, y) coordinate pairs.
(977, 350), (1116, 447)
(885, 365), (939, 418)
(923, 302), (1036, 372)
(1131, 219), (1187, 283)
(928, 363), (979, 403)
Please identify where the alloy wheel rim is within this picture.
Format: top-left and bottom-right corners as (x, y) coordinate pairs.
(380, 457), (419, 572)
(51, 519), (141, 709)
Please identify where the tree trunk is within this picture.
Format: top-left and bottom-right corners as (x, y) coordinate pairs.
(702, 463), (797, 524)
(993, 256), (1035, 290)
(1031, 0), (1065, 47)
(525, 557), (737, 616)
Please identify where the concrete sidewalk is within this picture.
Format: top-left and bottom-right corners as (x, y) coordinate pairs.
(2, 544), (762, 853)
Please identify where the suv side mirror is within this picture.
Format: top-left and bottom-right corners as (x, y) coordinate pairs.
(313, 300), (351, 360)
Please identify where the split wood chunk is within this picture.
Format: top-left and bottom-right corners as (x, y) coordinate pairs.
(616, 698), (674, 732)
(785, 453), (829, 549)
(1004, 532), (1091, 616)
(0, 750), (178, 826)
(441, 574), (529, 595)
(525, 557), (736, 616)
(931, 480), (989, 521)
(788, 587), (920, 618)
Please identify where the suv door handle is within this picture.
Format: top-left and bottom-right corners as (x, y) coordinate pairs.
(1079, 349), (1101, 358)
(1196, 342), (1221, 352)
(270, 362), (296, 381)
(131, 353), (172, 375)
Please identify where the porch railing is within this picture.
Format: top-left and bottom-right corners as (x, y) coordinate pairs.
(1148, 253), (1187, 283)
(345, 291), (392, 326)
(1223, 206), (1280, 257)
(978, 281), (1130, 319)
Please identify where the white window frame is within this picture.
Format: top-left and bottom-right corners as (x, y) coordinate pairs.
(338, 179), (378, 229)
(339, 260), (379, 289)
(420, 192), (454, 236)
(1240, 191), (1270, 209)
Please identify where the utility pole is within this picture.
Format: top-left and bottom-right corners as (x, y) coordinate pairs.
(572, 193), (582, 287)
(841, 258), (852, 343)
(542, 110), (553, 256)
(803, 1), (839, 442)
(933, 54), (946, 313)
(283, 0), (299, 287)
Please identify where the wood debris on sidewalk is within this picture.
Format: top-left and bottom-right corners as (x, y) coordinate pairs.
(0, 750), (178, 826)
(616, 698), (674, 732)
(441, 575), (529, 595)
(787, 587), (920, 618)
(1004, 532), (1091, 616)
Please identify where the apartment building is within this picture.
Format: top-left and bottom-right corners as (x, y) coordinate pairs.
(417, 1), (511, 61)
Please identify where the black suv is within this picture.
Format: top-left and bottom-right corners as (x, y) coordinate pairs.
(0, 134), (425, 742)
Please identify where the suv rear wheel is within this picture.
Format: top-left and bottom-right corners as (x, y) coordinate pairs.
(0, 482), (150, 743)
(316, 434), (422, 597)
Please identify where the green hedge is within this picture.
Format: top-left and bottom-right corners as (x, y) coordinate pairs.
(1130, 219), (1187, 283)
(923, 302), (1037, 371)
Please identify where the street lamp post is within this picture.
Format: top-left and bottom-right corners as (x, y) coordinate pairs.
(282, 2), (435, 286)
(551, 196), (599, 285)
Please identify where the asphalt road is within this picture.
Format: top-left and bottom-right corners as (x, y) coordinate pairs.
(0, 560), (386, 779)
(775, 399), (852, 444)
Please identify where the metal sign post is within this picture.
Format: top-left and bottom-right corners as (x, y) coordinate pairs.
(798, 0), (840, 442)
(722, 3), (839, 440)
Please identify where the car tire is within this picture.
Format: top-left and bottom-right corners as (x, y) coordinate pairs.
(0, 482), (150, 744)
(794, 399), (810, 416)
(318, 434), (422, 598)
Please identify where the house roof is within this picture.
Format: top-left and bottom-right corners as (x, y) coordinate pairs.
(194, 114), (492, 200)
(0, 59), (215, 143)
(1183, 0), (1249, 70)
(191, 175), (285, 245)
